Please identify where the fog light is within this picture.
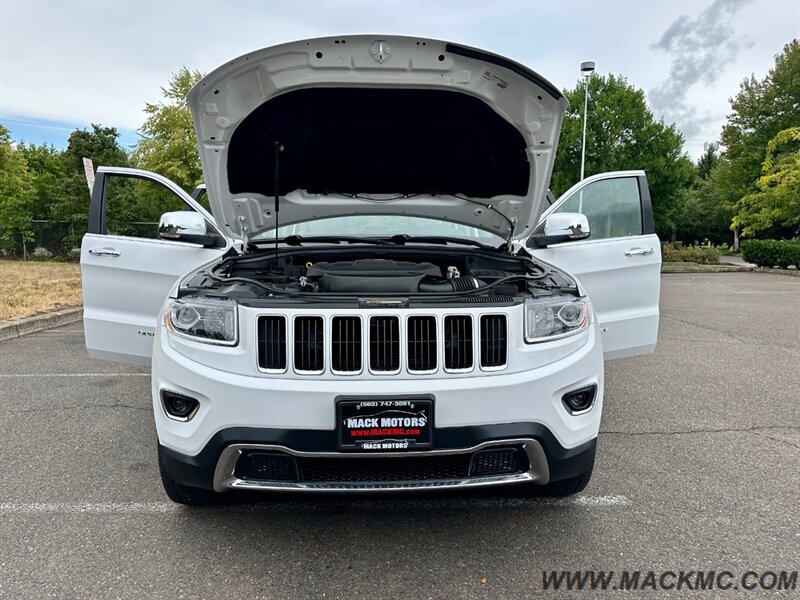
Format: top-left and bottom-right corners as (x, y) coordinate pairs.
(562, 385), (597, 415)
(161, 390), (200, 421)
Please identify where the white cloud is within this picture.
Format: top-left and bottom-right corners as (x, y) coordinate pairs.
(1, 0), (797, 157)
(649, 0), (755, 140)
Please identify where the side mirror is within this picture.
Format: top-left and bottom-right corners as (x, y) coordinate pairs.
(158, 211), (220, 247)
(529, 212), (591, 248)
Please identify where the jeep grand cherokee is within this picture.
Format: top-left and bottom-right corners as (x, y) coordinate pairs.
(80, 36), (661, 504)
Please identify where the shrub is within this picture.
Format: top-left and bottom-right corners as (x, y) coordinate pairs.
(741, 239), (800, 268)
(662, 244), (721, 264)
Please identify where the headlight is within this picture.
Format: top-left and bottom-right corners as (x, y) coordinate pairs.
(165, 297), (238, 345)
(524, 296), (590, 343)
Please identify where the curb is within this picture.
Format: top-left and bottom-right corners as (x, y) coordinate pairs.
(661, 264), (754, 273)
(660, 265), (799, 276)
(752, 266), (800, 277)
(0, 307), (83, 342)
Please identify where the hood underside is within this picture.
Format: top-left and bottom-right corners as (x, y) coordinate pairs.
(188, 35), (567, 243)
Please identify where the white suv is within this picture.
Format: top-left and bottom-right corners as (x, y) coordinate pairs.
(81, 36), (661, 504)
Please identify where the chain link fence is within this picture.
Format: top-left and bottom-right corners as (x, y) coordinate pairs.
(1, 221), (83, 259)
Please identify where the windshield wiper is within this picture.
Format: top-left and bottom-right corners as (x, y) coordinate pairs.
(254, 235), (394, 247)
(387, 234), (501, 251)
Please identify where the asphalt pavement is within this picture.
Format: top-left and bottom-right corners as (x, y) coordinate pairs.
(0, 272), (798, 599)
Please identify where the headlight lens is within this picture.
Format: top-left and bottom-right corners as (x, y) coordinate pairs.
(524, 296), (590, 343)
(166, 297), (238, 345)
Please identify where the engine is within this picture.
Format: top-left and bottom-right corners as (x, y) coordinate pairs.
(305, 259), (485, 293)
(187, 245), (575, 302)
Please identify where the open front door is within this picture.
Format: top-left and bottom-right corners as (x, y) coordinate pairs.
(81, 167), (231, 365)
(529, 171), (661, 359)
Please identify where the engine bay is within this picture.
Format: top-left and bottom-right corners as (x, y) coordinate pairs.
(304, 259), (513, 294)
(180, 245), (578, 305)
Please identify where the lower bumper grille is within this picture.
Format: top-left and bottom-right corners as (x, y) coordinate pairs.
(470, 447), (525, 476)
(235, 452), (299, 481)
(298, 454), (471, 483)
(233, 446), (529, 484)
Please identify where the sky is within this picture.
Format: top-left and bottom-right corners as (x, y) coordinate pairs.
(1, 0), (798, 159)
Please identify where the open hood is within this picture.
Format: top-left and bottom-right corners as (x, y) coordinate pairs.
(188, 35), (567, 244)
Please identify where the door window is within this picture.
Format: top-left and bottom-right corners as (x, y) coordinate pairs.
(554, 177), (642, 240)
(104, 176), (187, 239)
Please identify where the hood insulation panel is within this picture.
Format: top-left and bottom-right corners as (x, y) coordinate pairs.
(227, 87), (529, 199)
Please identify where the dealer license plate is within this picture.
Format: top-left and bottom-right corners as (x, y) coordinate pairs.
(337, 398), (433, 451)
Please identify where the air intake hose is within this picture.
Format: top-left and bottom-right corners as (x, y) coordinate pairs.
(418, 276), (484, 293)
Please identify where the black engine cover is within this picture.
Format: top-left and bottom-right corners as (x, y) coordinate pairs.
(306, 259), (442, 293)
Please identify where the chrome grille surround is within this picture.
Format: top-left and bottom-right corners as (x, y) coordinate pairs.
(368, 315), (401, 375)
(479, 313), (509, 371)
(257, 315), (287, 373)
(443, 314), (474, 373)
(292, 315), (325, 374)
(406, 315), (438, 374)
(330, 316), (363, 375)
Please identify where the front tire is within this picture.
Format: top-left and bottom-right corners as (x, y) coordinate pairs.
(158, 444), (222, 506)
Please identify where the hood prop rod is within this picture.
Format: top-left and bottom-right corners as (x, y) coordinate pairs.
(273, 141), (284, 264)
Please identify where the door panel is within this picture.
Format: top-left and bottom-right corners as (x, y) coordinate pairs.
(81, 167), (229, 365)
(530, 171), (661, 359)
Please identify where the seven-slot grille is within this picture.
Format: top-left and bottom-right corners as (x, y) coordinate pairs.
(256, 313), (507, 375)
(369, 316), (400, 372)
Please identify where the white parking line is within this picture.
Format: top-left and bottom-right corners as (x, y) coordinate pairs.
(0, 373), (149, 378)
(0, 502), (176, 514)
(568, 494), (630, 506)
(0, 495), (631, 514)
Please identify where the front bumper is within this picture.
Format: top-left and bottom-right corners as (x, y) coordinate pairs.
(152, 321), (603, 493)
(159, 424), (598, 492)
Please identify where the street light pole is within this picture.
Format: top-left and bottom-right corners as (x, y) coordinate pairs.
(579, 61), (595, 181)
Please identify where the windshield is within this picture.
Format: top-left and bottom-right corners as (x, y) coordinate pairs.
(252, 216), (505, 244)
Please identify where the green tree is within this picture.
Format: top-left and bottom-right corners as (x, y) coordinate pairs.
(0, 125), (37, 256)
(17, 142), (66, 220)
(672, 144), (738, 246)
(681, 159), (740, 246)
(550, 74), (696, 239)
(133, 66), (204, 192)
(49, 125), (130, 248)
(732, 127), (800, 236)
(720, 41), (800, 239)
(696, 143), (720, 180)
